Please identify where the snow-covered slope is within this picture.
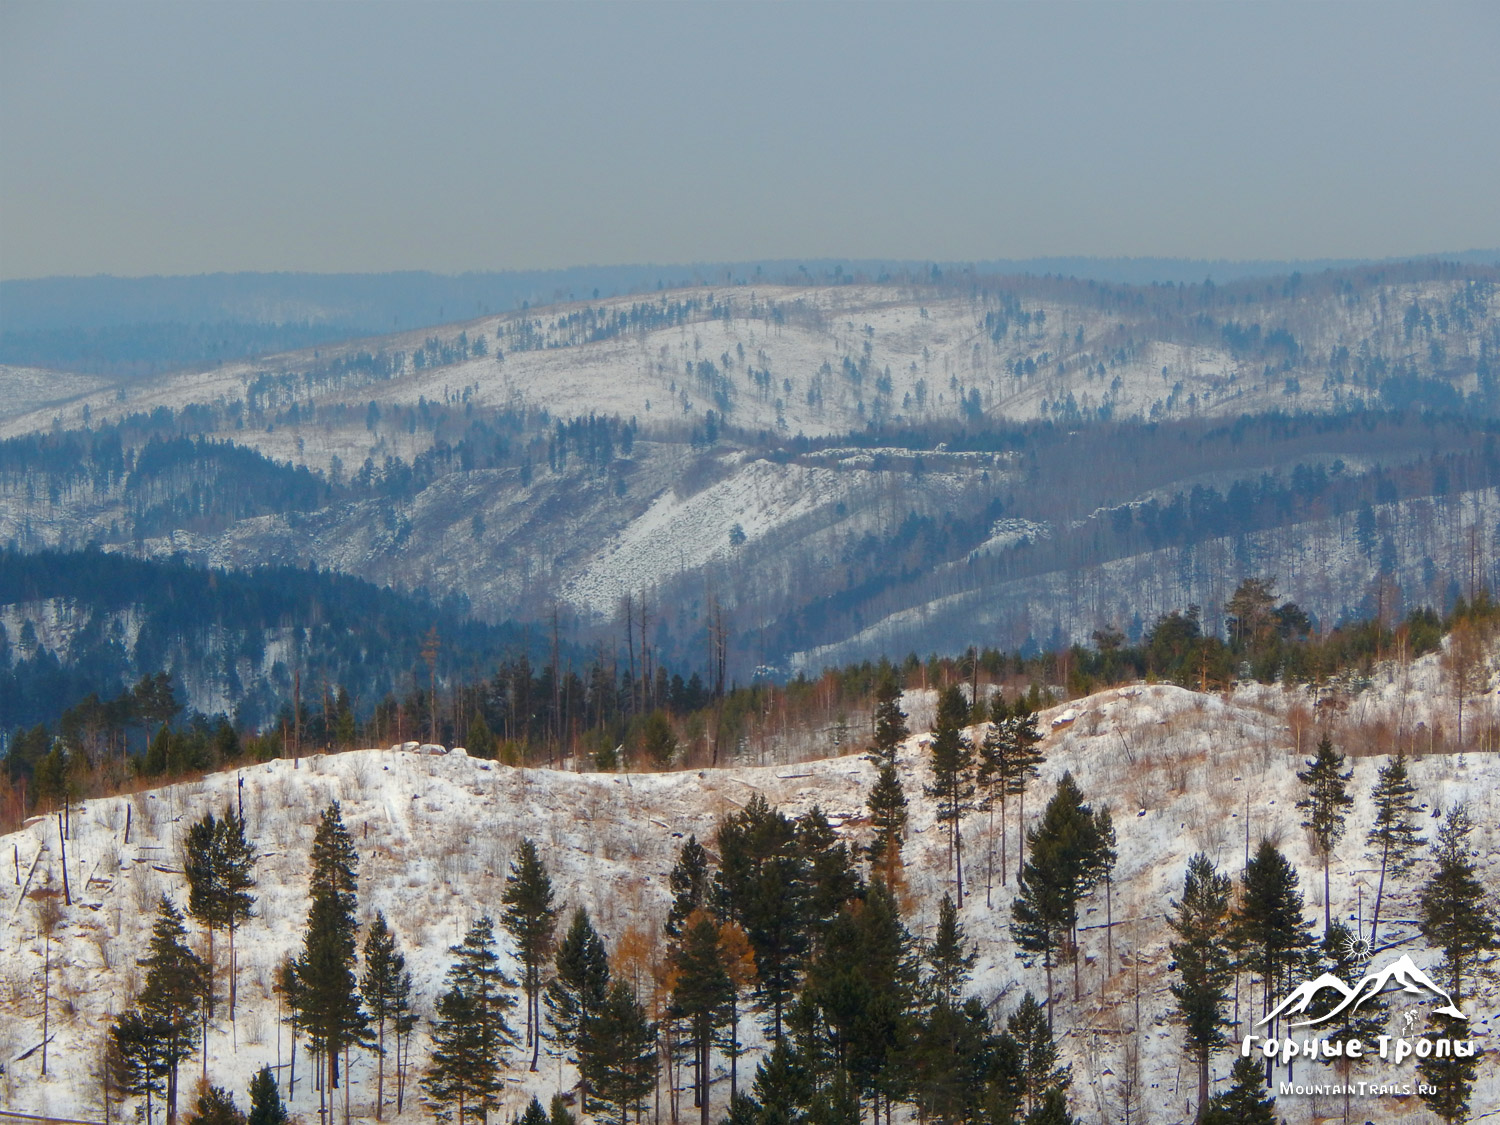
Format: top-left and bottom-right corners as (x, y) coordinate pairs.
(4, 663), (1496, 1123)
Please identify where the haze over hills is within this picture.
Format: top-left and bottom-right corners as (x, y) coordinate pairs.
(2, 260), (1500, 706)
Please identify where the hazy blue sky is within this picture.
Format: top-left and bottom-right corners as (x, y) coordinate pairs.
(3, 1), (1497, 280)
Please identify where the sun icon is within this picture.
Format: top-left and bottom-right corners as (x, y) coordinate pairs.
(1340, 931), (1374, 966)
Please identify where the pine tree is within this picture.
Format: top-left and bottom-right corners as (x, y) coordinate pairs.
(1005, 700), (1046, 885)
(865, 764), (908, 885)
(671, 910), (735, 1125)
(186, 1086), (245, 1125)
(516, 1097), (549, 1125)
(247, 1066), (287, 1125)
(1418, 803), (1497, 1002)
(1168, 854), (1234, 1122)
(1365, 750), (1424, 949)
(1200, 1056), (1276, 1125)
(111, 1008), (168, 1125)
(1295, 732), (1354, 935)
(1009, 773), (1108, 1021)
(751, 1039), (813, 1125)
(582, 980), (657, 1125)
(909, 996), (991, 1125)
(184, 807), (257, 1029)
(667, 835), (713, 937)
(361, 910), (411, 1120)
(502, 838), (558, 1071)
(718, 919), (759, 1102)
(924, 685), (976, 905)
(291, 802), (367, 1119)
(868, 677), (908, 767)
(136, 895), (207, 1125)
(1005, 992), (1069, 1118)
(549, 1092), (577, 1125)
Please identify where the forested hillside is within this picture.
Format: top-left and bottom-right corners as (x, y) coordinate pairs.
(3, 643), (1495, 1124)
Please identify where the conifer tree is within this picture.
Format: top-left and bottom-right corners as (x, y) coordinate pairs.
(425, 980), (497, 1124)
(111, 1008), (168, 1125)
(582, 980), (658, 1125)
(247, 1066), (287, 1125)
(450, 916), (521, 1068)
(1416, 1012), (1480, 1125)
(1233, 840), (1315, 1080)
(797, 806), (862, 953)
(291, 802), (367, 1117)
(865, 764), (909, 886)
(714, 795), (808, 1042)
(1365, 750), (1424, 949)
(924, 685), (976, 905)
(1295, 732), (1354, 935)
(1009, 773), (1108, 1018)
(184, 807), (257, 1023)
(1200, 1056), (1276, 1125)
(502, 838), (558, 1071)
(1312, 921), (1386, 1123)
(1005, 992), (1069, 1118)
(1005, 700), (1046, 885)
(361, 910), (411, 1120)
(719, 919), (759, 1102)
(909, 996), (991, 1125)
(1168, 854), (1234, 1122)
(1022, 1087), (1081, 1125)
(926, 894), (977, 1011)
(546, 906), (611, 1087)
(549, 1092), (577, 1125)
(868, 677), (908, 767)
(186, 1086), (245, 1125)
(672, 910), (735, 1125)
(1418, 803), (1497, 1002)
(518, 1097), (549, 1125)
(750, 1039), (813, 1125)
(135, 895), (207, 1125)
(667, 835), (713, 937)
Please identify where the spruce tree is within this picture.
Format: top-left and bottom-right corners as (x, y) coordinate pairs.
(582, 980), (657, 1125)
(291, 802), (367, 1117)
(797, 806), (862, 953)
(1005, 992), (1069, 1118)
(1200, 1056), (1276, 1125)
(546, 906), (611, 1086)
(926, 894), (977, 1011)
(361, 910), (411, 1120)
(111, 1008), (168, 1125)
(1022, 1087), (1081, 1125)
(671, 910), (735, 1125)
(1418, 803), (1497, 1002)
(714, 795), (808, 1042)
(924, 685), (976, 905)
(185, 1086), (245, 1125)
(865, 763), (909, 886)
(450, 915), (521, 1071)
(1416, 1012), (1480, 1125)
(1168, 854), (1234, 1122)
(1295, 732), (1354, 935)
(910, 996), (991, 1125)
(868, 677), (908, 767)
(425, 980), (498, 1124)
(518, 1096), (549, 1125)
(667, 835), (713, 937)
(1365, 750), (1424, 949)
(247, 1066), (287, 1125)
(1233, 840), (1315, 1080)
(501, 838), (558, 1071)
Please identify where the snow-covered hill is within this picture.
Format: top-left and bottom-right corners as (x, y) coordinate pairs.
(4, 659), (1496, 1123)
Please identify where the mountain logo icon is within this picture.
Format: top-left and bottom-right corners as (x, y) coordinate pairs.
(1257, 954), (1467, 1029)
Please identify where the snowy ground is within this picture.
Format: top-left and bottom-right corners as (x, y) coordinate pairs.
(2, 658), (1497, 1123)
